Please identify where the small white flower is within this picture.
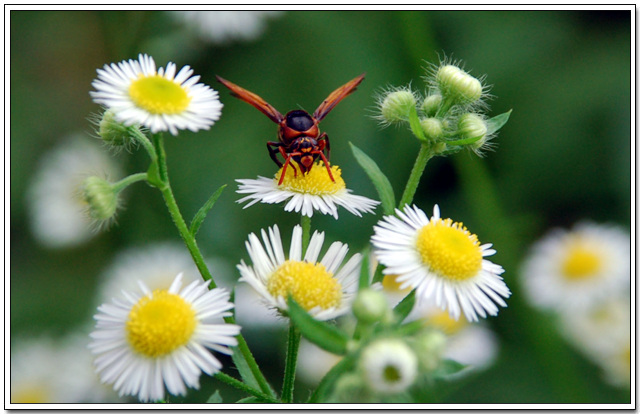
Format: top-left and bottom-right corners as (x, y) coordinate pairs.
(371, 204), (510, 322)
(236, 162), (379, 219)
(10, 334), (120, 403)
(170, 11), (283, 44)
(237, 224), (361, 321)
(89, 273), (241, 402)
(90, 53), (223, 136)
(27, 136), (121, 249)
(359, 338), (418, 395)
(520, 222), (630, 311)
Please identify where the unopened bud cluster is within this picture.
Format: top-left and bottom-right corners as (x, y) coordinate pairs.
(80, 176), (120, 225)
(376, 59), (496, 156)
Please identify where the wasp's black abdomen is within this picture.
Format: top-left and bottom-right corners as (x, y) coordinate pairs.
(285, 110), (314, 132)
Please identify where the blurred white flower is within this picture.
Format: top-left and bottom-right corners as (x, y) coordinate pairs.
(296, 339), (342, 386)
(10, 334), (121, 404)
(559, 295), (630, 388)
(170, 11), (283, 44)
(520, 222), (630, 311)
(411, 305), (498, 371)
(27, 136), (121, 249)
(359, 338), (418, 395)
(97, 242), (203, 303)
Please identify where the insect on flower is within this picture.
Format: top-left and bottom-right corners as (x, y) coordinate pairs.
(216, 73), (365, 185)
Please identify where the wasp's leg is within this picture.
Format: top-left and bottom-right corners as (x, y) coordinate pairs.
(318, 132), (330, 161)
(313, 149), (335, 183)
(267, 141), (284, 168)
(278, 152), (304, 185)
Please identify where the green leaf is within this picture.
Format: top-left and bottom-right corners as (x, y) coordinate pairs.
(230, 346), (261, 392)
(235, 396), (263, 404)
(287, 296), (349, 355)
(206, 390), (223, 403)
(349, 142), (396, 215)
(485, 109), (512, 135)
(408, 105), (428, 142)
(189, 184), (226, 236)
(431, 359), (468, 379)
(358, 248), (371, 290)
(392, 289), (416, 323)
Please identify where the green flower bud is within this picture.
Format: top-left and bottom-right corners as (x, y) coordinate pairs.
(81, 176), (119, 222)
(379, 88), (416, 125)
(98, 110), (135, 147)
(352, 289), (390, 324)
(420, 117), (444, 141)
(436, 64), (483, 105)
(411, 329), (447, 371)
(421, 94), (442, 117)
(457, 113), (488, 149)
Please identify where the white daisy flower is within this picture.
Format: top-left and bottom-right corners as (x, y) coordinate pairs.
(90, 53), (223, 136)
(10, 334), (121, 404)
(371, 204), (510, 322)
(170, 11), (283, 44)
(237, 224), (361, 320)
(359, 338), (418, 395)
(236, 161), (379, 219)
(27, 136), (122, 249)
(520, 222), (630, 311)
(89, 273), (241, 402)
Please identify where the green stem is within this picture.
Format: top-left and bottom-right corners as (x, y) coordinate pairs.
(281, 324), (301, 403)
(129, 127), (157, 161)
(214, 372), (280, 403)
(150, 133), (275, 399)
(112, 172), (148, 193)
(398, 142), (432, 208)
(300, 214), (311, 253)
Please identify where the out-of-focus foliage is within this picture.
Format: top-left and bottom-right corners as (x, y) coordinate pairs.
(10, 10), (631, 404)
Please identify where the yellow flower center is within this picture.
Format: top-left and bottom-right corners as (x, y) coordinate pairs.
(415, 218), (483, 281)
(561, 241), (602, 280)
(382, 274), (412, 296)
(11, 385), (49, 404)
(275, 162), (346, 195)
(424, 309), (468, 335)
(126, 290), (197, 358)
(267, 260), (342, 311)
(128, 74), (191, 115)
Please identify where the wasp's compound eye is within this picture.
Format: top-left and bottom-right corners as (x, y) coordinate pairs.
(285, 110), (314, 132)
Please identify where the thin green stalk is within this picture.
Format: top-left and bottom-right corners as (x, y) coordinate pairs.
(398, 142), (432, 208)
(281, 324), (302, 403)
(300, 214), (311, 253)
(150, 133), (275, 399)
(129, 127), (157, 161)
(214, 372), (280, 403)
(111, 172), (148, 193)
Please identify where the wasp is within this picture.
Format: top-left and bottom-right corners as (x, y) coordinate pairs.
(216, 73), (365, 185)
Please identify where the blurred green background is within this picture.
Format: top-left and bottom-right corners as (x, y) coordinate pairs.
(10, 10), (631, 404)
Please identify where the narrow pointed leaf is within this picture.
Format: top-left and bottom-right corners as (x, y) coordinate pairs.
(206, 390), (223, 403)
(431, 359), (468, 379)
(190, 184), (227, 236)
(350, 142), (396, 215)
(485, 109), (512, 135)
(287, 296), (349, 355)
(392, 289), (416, 323)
